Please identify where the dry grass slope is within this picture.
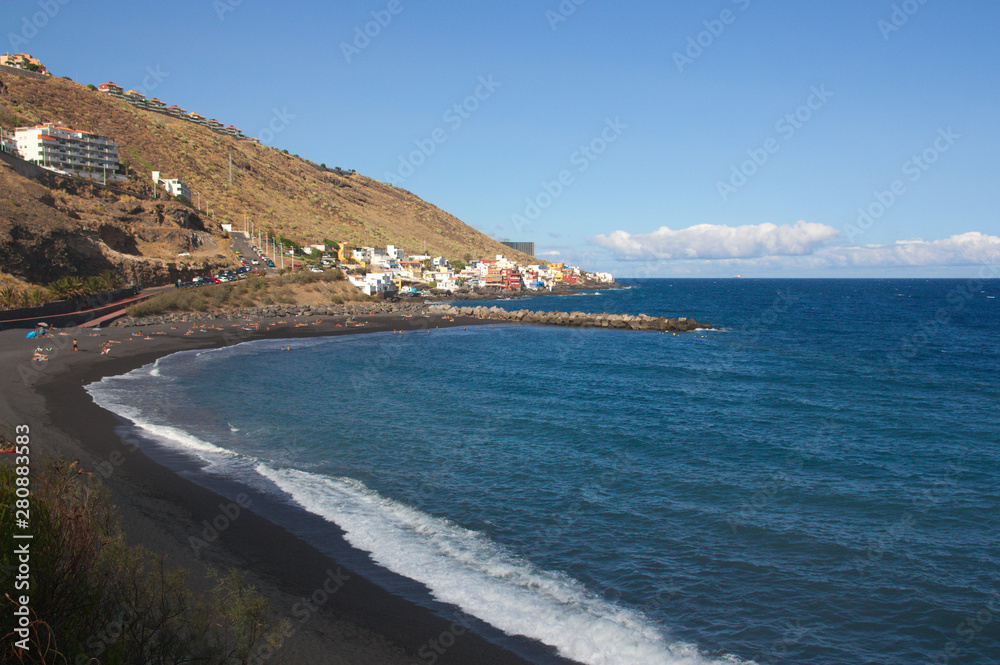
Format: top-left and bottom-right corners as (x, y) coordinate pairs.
(0, 72), (534, 267)
(127, 271), (374, 317)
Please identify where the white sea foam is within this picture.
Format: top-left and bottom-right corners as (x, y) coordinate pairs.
(86, 371), (237, 465)
(256, 465), (753, 665)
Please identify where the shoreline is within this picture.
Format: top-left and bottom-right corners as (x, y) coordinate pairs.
(1, 313), (576, 664)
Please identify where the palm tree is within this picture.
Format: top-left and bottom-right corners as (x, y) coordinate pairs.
(46, 276), (87, 301)
(27, 288), (48, 306)
(86, 276), (104, 295)
(97, 269), (121, 290)
(0, 286), (20, 310)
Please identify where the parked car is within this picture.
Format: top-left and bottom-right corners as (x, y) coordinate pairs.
(267, 260), (275, 267)
(309, 267), (323, 273)
(252, 259), (259, 265)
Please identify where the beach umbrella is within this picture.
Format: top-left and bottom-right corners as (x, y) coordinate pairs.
(37, 322), (50, 327)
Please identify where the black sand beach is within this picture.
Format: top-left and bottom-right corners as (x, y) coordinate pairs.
(1, 311), (578, 664)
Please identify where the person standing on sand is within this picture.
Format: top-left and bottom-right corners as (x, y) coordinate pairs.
(73, 339), (78, 351)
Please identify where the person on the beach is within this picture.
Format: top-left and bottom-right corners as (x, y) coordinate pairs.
(73, 339), (78, 351)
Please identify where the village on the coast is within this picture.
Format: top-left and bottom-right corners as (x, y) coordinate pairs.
(295, 243), (614, 296)
(0, 53), (614, 298)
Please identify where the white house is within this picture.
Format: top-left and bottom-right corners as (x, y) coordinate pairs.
(386, 245), (404, 260)
(493, 255), (515, 269)
(348, 272), (397, 296)
(162, 178), (191, 200)
(458, 266), (481, 281)
(15, 123), (123, 183)
(427, 269), (458, 291)
(432, 256), (448, 267)
(374, 258), (401, 274)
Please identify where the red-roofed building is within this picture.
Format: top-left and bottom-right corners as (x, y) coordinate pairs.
(98, 82), (124, 96)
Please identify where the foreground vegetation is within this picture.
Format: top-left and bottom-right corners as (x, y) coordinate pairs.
(0, 454), (287, 664)
(0, 271), (122, 311)
(126, 270), (374, 318)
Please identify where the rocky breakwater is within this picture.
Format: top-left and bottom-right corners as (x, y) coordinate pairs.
(429, 304), (717, 332)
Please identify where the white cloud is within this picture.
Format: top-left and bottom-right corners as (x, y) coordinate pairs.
(815, 232), (1000, 268)
(539, 250), (561, 257)
(592, 221), (840, 260)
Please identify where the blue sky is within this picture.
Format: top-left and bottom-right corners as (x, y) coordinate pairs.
(7, 0), (1000, 277)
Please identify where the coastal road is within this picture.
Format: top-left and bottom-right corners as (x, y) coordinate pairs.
(229, 231), (279, 275)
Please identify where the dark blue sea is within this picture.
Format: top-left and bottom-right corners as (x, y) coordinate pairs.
(87, 279), (1000, 665)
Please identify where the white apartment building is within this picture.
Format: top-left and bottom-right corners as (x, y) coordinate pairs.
(15, 123), (123, 182)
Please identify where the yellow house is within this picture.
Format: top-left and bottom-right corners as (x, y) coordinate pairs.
(548, 262), (565, 270)
(337, 245), (352, 262)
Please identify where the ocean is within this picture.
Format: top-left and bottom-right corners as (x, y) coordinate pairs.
(86, 278), (1000, 665)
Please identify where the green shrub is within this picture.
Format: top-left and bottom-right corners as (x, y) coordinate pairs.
(0, 459), (287, 664)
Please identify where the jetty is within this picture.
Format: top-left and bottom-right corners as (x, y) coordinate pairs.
(428, 304), (716, 332)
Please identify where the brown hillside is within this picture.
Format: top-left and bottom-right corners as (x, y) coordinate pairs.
(0, 156), (229, 285)
(0, 71), (531, 286)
